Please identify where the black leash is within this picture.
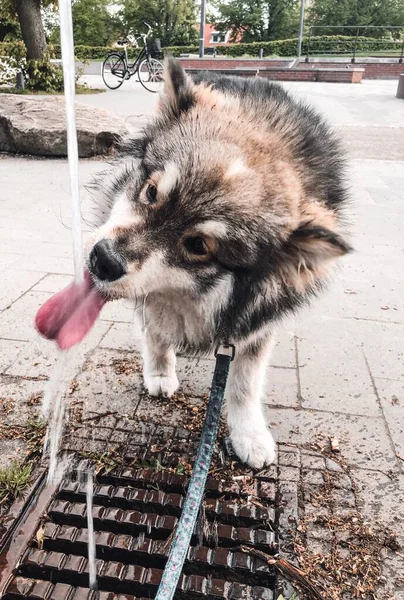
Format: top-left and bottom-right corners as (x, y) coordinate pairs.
(154, 344), (235, 600)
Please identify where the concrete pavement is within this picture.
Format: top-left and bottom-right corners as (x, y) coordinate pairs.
(1, 79), (404, 597)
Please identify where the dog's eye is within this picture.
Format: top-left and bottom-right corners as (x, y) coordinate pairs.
(146, 184), (158, 204)
(184, 237), (208, 256)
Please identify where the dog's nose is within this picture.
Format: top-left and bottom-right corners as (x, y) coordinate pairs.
(89, 240), (125, 282)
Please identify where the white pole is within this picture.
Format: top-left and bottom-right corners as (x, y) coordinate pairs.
(59, 0), (84, 284)
(199, 0), (206, 58)
(297, 0), (305, 59)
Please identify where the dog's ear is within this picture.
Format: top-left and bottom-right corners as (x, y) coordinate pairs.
(159, 58), (195, 117)
(279, 222), (352, 291)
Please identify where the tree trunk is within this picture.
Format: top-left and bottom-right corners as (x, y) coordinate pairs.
(15, 0), (47, 60)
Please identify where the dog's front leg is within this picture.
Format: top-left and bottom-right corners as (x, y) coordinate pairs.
(226, 337), (276, 469)
(142, 332), (179, 398)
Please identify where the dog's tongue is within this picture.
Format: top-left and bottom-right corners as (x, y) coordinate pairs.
(35, 270), (107, 350)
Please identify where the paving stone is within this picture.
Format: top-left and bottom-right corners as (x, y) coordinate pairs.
(0, 339), (29, 373)
(302, 470), (324, 485)
(262, 366), (299, 408)
(72, 349), (143, 420)
(0, 291), (52, 342)
(10, 254), (75, 275)
(0, 253), (23, 273)
(301, 454), (326, 470)
(360, 320), (404, 381)
(278, 466), (300, 482)
(5, 320), (111, 379)
(325, 458), (344, 472)
(278, 451), (300, 468)
(0, 438), (26, 469)
(32, 274), (72, 293)
(0, 378), (44, 426)
(352, 469), (404, 545)
(99, 299), (137, 323)
(176, 357), (214, 397)
(266, 407), (398, 471)
(331, 488), (356, 508)
(0, 270), (46, 311)
(307, 539), (332, 554)
(270, 326), (297, 368)
(332, 474), (352, 490)
(374, 378), (404, 471)
(296, 318), (381, 416)
(278, 481), (298, 529)
(306, 522), (333, 541)
(99, 321), (142, 351)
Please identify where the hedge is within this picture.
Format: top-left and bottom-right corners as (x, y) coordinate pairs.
(163, 35), (403, 58)
(1, 36), (402, 62)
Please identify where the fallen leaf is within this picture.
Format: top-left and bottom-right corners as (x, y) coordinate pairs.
(36, 525), (45, 550)
(330, 436), (340, 453)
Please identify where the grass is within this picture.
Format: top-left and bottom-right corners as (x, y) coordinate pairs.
(0, 418), (46, 507)
(0, 461), (32, 504)
(24, 417), (47, 458)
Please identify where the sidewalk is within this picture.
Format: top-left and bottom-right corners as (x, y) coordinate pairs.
(1, 80), (404, 598)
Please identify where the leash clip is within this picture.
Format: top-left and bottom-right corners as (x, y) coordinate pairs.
(214, 343), (236, 361)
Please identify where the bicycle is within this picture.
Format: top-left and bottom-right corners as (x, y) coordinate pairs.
(102, 23), (164, 93)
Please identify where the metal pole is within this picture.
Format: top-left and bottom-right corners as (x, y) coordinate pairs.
(352, 26), (359, 63)
(297, 0), (305, 58)
(199, 0), (206, 59)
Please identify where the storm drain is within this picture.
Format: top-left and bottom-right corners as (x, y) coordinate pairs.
(1, 462), (279, 599)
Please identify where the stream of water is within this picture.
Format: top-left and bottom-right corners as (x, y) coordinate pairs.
(40, 0), (97, 589)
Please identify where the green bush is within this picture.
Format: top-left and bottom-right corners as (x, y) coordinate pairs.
(162, 35), (403, 58)
(0, 42), (66, 92)
(49, 44), (116, 61)
(0, 42), (116, 62)
(1, 36), (401, 69)
(25, 57), (64, 92)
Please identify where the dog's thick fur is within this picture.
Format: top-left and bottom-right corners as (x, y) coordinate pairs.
(88, 60), (351, 468)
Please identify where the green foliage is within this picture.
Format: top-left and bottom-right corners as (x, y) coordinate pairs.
(116, 0), (198, 46)
(2, 35), (400, 68)
(48, 44), (116, 61)
(0, 461), (32, 503)
(163, 35), (404, 57)
(307, 0), (404, 36)
(0, 13), (20, 42)
(25, 55), (64, 91)
(49, 0), (121, 46)
(0, 41), (62, 92)
(214, 0), (301, 43)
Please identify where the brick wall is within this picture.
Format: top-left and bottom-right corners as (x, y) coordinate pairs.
(298, 60), (404, 79)
(179, 58), (291, 70)
(179, 57), (403, 80)
(185, 66), (364, 83)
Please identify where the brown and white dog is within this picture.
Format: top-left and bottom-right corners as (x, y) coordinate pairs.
(86, 60), (351, 468)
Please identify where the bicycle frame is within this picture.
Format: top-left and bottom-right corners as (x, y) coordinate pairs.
(123, 45), (148, 71)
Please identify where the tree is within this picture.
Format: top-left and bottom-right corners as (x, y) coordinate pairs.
(0, 14), (20, 42)
(116, 0), (198, 46)
(307, 0), (404, 37)
(73, 0), (120, 45)
(213, 0), (300, 43)
(0, 0), (56, 59)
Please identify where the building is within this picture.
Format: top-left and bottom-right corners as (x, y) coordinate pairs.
(199, 24), (237, 46)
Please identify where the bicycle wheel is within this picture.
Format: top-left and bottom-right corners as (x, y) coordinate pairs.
(102, 53), (126, 90)
(137, 58), (164, 93)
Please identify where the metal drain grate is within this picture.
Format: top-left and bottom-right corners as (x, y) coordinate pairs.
(1, 463), (278, 600)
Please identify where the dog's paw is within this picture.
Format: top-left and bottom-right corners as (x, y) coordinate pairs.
(144, 373), (179, 398)
(230, 427), (276, 469)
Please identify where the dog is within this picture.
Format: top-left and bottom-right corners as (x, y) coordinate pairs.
(87, 59), (351, 468)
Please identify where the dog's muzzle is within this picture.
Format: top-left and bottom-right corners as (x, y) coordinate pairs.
(89, 239), (126, 282)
